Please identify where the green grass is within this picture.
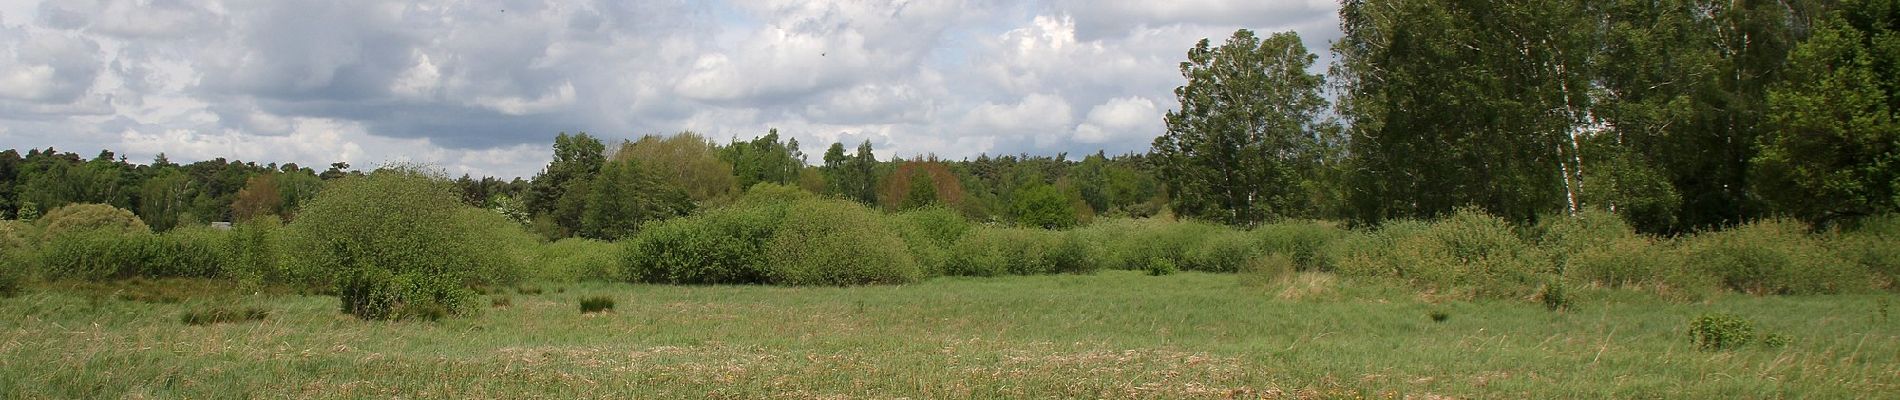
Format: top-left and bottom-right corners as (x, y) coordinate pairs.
(1, 272), (1897, 398)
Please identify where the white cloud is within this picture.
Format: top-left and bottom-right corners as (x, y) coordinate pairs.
(0, 0), (1341, 177)
(1074, 96), (1160, 144)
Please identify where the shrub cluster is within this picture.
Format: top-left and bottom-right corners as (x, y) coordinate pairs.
(286, 167), (530, 320)
(624, 186), (925, 286)
(1331, 209), (1549, 298)
(1688, 313), (1757, 351)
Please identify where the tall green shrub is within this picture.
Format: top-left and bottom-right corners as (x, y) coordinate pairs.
(1333, 209), (1549, 298)
(1681, 219), (1867, 295)
(623, 202), (783, 284)
(766, 199), (922, 285)
(287, 167), (523, 320)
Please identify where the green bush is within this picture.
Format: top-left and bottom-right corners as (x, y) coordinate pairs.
(38, 230), (157, 280)
(892, 206), (972, 275)
(287, 167), (522, 320)
(579, 296), (615, 313)
(1239, 253), (1295, 286)
(145, 226), (232, 279)
(1681, 219), (1866, 295)
(766, 199), (922, 285)
(0, 259), (19, 297)
(945, 228), (1010, 277)
(227, 218), (288, 287)
(1333, 209), (1549, 299)
(1689, 313), (1756, 351)
(1254, 221), (1347, 271)
(535, 238), (622, 282)
(1839, 214), (1900, 289)
(1046, 232), (1098, 274)
(0, 220), (36, 296)
(36, 203), (149, 241)
(1102, 219), (1221, 272)
(623, 203), (783, 284)
(1146, 258), (1178, 276)
(1185, 230), (1259, 272)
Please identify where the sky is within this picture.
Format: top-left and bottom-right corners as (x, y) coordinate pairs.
(0, 0), (1340, 179)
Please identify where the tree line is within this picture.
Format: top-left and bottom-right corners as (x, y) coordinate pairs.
(0, 131), (1163, 240)
(1156, 0), (1898, 233)
(5, 0), (1893, 236)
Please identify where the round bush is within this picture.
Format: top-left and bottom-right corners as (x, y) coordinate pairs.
(37, 203), (149, 241)
(766, 199), (921, 285)
(1683, 219), (1867, 295)
(623, 204), (783, 284)
(946, 228), (1010, 277)
(286, 167), (523, 320)
(38, 230), (156, 280)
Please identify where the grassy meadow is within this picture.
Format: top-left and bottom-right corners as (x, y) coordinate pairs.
(3, 271), (1897, 398)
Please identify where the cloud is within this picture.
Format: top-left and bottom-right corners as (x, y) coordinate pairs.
(0, 0), (1340, 178)
(1074, 96), (1160, 144)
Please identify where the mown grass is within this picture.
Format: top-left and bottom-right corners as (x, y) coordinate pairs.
(1, 272), (1896, 398)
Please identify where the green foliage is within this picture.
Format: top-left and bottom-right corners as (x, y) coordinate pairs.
(1540, 278), (1571, 311)
(1239, 253), (1295, 287)
(1010, 182), (1077, 229)
(0, 220), (35, 291)
(1762, 333), (1793, 348)
(287, 167), (522, 320)
(1075, 218), (1221, 272)
(529, 132), (607, 237)
(33, 226), (231, 281)
(765, 198), (922, 285)
(145, 226), (232, 279)
(1333, 209), (1548, 299)
(1576, 137), (1681, 233)
(623, 202), (782, 284)
(892, 206), (973, 275)
(1045, 232), (1097, 274)
(1185, 230), (1260, 273)
(38, 230), (158, 280)
(1155, 29), (1334, 225)
(944, 228), (1011, 277)
(1146, 258), (1178, 276)
(579, 296), (615, 313)
(1838, 214), (1900, 287)
(621, 132), (740, 203)
(1755, 0), (1900, 226)
(1679, 219), (1867, 295)
(1689, 313), (1757, 351)
(1253, 221), (1346, 272)
(225, 218), (286, 286)
(821, 141), (881, 205)
(721, 129), (805, 191)
(533, 238), (622, 282)
(37, 203), (149, 241)
(1335, 0), (1593, 225)
(578, 158), (694, 241)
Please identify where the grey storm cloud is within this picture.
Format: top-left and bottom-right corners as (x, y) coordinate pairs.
(0, 0), (1339, 178)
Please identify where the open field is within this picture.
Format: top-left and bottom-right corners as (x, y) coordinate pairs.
(3, 271), (1896, 399)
